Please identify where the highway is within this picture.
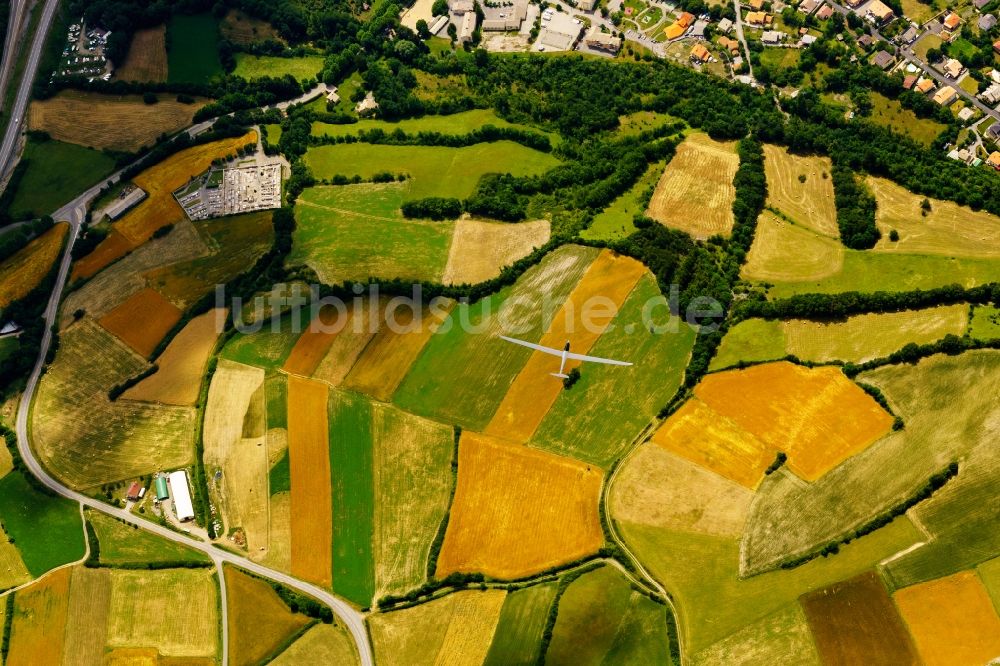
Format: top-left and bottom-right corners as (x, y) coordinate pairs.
(0, 0), (56, 183)
(0, 0), (29, 112)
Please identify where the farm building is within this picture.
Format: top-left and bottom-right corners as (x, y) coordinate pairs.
(933, 86), (958, 106)
(429, 15), (449, 35)
(168, 470), (195, 522)
(459, 11), (477, 43)
(154, 476), (169, 501)
(126, 482), (142, 501)
(104, 187), (147, 220)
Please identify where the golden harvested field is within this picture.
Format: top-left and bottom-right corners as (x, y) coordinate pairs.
(485, 250), (645, 443)
(33, 320), (195, 489)
(0, 222), (66, 308)
(288, 376), (333, 587)
(125, 309), (226, 404)
(72, 131), (257, 280)
(369, 589), (506, 666)
(696, 362), (893, 481)
(692, 603), (821, 666)
(98, 287), (183, 358)
(63, 566), (112, 666)
(270, 623), (359, 665)
(116, 25), (168, 82)
(220, 9), (282, 45)
(894, 570), (1000, 666)
(646, 132), (739, 238)
(436, 431), (603, 579)
(203, 360), (269, 554)
(28, 91), (206, 152)
(741, 211), (844, 283)
(261, 491), (292, 572)
(343, 300), (454, 401)
(0, 526), (32, 590)
(7, 567), (72, 666)
(442, 218), (550, 285)
(225, 567), (311, 666)
(60, 219), (209, 329)
(801, 572), (919, 666)
(107, 569), (218, 657)
(651, 397), (773, 488)
(371, 403), (454, 598)
(782, 304), (968, 364)
(610, 444), (753, 537)
(869, 177), (1000, 258)
(311, 299), (380, 386)
(763, 145), (837, 237)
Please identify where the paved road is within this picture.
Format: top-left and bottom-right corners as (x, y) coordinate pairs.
(732, 0), (755, 81)
(0, 0), (56, 183)
(0, 0), (29, 112)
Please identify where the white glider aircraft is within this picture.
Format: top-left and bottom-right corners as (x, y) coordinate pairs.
(500, 336), (632, 379)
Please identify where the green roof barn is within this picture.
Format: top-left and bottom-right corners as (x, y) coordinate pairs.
(154, 476), (169, 501)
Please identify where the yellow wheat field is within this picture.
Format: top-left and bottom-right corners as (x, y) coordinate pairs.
(116, 25), (168, 82)
(695, 362), (893, 481)
(270, 623), (359, 665)
(0, 529), (31, 590)
(343, 299), (454, 401)
(650, 397), (775, 489)
(869, 177), (1000, 258)
(7, 567), (72, 666)
(310, 298), (380, 386)
(610, 443), (753, 536)
(125, 309), (226, 404)
(647, 132), (739, 238)
(287, 376), (333, 587)
(436, 431), (603, 579)
(29, 90), (206, 152)
(763, 144), (838, 237)
(107, 569), (218, 657)
(442, 218), (550, 285)
(225, 567), (311, 666)
(97, 287), (183, 358)
(0, 222), (67, 308)
(369, 589), (506, 666)
(894, 570), (1000, 666)
(741, 211), (844, 283)
(486, 250), (645, 443)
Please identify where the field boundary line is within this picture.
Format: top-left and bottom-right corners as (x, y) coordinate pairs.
(296, 198), (400, 223)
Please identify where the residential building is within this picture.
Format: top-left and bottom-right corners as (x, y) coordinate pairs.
(866, 0), (894, 23)
(933, 85), (958, 106)
(718, 17), (734, 32)
(980, 14), (997, 30)
(872, 50), (894, 69)
(719, 36), (741, 54)
(356, 91), (379, 114)
(746, 11), (772, 26)
(857, 34), (874, 49)
(326, 88), (340, 104)
(762, 30), (783, 44)
(585, 28), (621, 52)
(987, 121), (1000, 139)
(816, 4), (833, 19)
(943, 12), (961, 31)
(664, 22), (687, 39)
(944, 58), (964, 79)
(691, 20), (708, 37)
(915, 78), (935, 94)
(749, 0), (765, 10)
(994, 39), (1000, 55)
(941, 29), (956, 43)
(846, 0), (864, 7)
(577, 0), (598, 9)
(168, 470), (195, 522)
(677, 11), (695, 27)
(691, 43), (712, 62)
(957, 107), (975, 122)
(898, 26), (918, 44)
(980, 82), (1000, 104)
(902, 74), (917, 89)
(988, 151), (1000, 169)
(975, 0), (991, 9)
(798, 0), (820, 14)
(801, 33), (817, 45)
(991, 69), (1000, 84)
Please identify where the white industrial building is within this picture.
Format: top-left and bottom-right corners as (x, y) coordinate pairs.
(168, 470), (195, 522)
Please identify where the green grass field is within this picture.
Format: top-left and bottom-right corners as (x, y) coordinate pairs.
(0, 471), (84, 576)
(265, 123), (282, 145)
(532, 274), (696, 467)
(483, 583), (557, 666)
(913, 33), (942, 61)
(971, 304), (1000, 340)
(302, 142), (559, 200)
(8, 138), (116, 219)
(291, 184), (453, 284)
(977, 556), (1000, 612)
(269, 450), (290, 495)
(581, 161), (663, 242)
(167, 14), (223, 84)
(615, 111), (681, 137)
(233, 54), (324, 81)
(265, 373), (288, 430)
(547, 565), (671, 664)
(766, 250), (1000, 298)
(691, 602), (820, 666)
(328, 390), (375, 606)
(710, 319), (785, 370)
(89, 512), (209, 566)
(393, 245), (600, 430)
(760, 48), (800, 70)
(868, 93), (946, 147)
(619, 519), (920, 655)
(311, 109), (552, 141)
(219, 308), (310, 370)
